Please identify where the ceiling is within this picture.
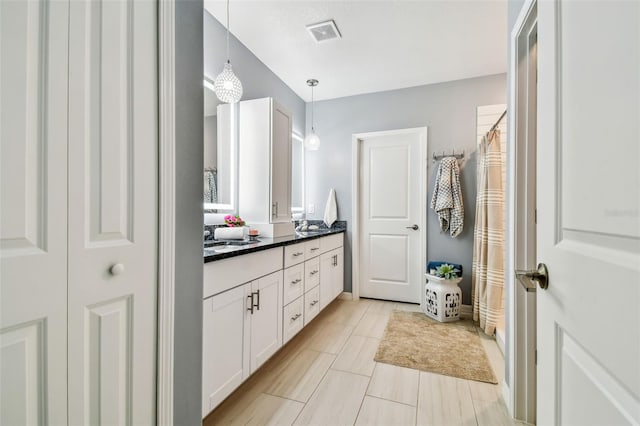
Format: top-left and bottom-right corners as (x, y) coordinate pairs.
(204, 1), (508, 102)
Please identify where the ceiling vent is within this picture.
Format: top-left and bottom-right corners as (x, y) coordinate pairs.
(306, 19), (342, 43)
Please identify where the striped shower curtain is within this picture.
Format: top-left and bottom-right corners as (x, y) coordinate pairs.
(472, 129), (505, 335)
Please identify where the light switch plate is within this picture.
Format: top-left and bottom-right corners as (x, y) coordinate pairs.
(308, 203), (315, 214)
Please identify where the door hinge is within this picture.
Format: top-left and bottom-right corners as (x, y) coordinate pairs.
(534, 209), (537, 224)
(535, 349), (537, 365)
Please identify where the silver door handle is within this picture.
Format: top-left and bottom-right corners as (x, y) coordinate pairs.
(290, 313), (302, 321)
(293, 252), (304, 257)
(406, 224), (419, 230)
(291, 278), (302, 284)
(310, 300), (318, 306)
(310, 270), (318, 275)
(516, 263), (549, 291)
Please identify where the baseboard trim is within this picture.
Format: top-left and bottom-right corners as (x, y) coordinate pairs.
(502, 380), (513, 417)
(460, 304), (472, 319)
(339, 292), (353, 301)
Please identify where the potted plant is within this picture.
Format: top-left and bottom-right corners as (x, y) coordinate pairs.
(426, 263), (462, 285)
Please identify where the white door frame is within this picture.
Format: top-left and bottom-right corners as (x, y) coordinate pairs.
(505, 0), (537, 421)
(351, 127), (428, 302)
(157, 0), (176, 424)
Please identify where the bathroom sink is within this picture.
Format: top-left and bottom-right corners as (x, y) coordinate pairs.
(204, 239), (258, 248)
(296, 229), (332, 236)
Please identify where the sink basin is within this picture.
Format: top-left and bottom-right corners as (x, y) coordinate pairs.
(296, 229), (332, 236)
(204, 239), (259, 248)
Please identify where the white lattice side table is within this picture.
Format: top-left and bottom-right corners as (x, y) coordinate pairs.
(421, 273), (462, 322)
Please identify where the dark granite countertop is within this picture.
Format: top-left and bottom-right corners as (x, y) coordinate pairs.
(203, 225), (346, 263)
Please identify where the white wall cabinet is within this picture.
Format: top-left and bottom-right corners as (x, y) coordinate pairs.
(239, 97), (294, 237)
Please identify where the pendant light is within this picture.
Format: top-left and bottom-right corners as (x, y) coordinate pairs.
(214, 0), (243, 103)
(304, 79), (320, 151)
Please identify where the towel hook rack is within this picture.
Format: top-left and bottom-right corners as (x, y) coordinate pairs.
(432, 149), (465, 162)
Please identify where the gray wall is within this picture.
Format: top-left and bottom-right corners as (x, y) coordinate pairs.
(204, 11), (305, 136)
(174, 0), (204, 424)
(305, 74), (507, 305)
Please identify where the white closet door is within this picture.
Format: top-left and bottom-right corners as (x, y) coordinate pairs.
(0, 1), (69, 424)
(67, 1), (158, 424)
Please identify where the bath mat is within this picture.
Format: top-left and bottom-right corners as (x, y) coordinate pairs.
(374, 311), (498, 384)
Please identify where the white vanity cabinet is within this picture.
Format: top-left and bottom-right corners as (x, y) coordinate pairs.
(202, 284), (250, 415)
(239, 97), (294, 237)
(202, 248), (283, 417)
(319, 235), (345, 310)
(202, 233), (345, 418)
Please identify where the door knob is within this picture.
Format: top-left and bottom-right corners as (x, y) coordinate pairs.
(110, 263), (125, 276)
(516, 263), (549, 290)
(406, 224), (419, 230)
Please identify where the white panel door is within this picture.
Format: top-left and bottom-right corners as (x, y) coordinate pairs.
(249, 271), (283, 372)
(358, 128), (426, 303)
(0, 2), (69, 424)
(67, 1), (158, 424)
(537, 2), (640, 424)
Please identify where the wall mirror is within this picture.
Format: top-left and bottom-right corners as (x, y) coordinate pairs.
(291, 133), (305, 216)
(204, 79), (237, 212)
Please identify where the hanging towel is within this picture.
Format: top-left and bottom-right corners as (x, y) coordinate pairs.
(323, 188), (337, 228)
(430, 157), (464, 237)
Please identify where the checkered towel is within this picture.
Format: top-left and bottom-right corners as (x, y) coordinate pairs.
(430, 157), (464, 237)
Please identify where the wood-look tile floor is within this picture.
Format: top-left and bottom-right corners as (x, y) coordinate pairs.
(204, 298), (524, 426)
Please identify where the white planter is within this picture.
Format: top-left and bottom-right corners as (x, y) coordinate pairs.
(421, 273), (462, 322)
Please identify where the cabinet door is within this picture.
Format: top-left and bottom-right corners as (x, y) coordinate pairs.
(270, 100), (292, 223)
(333, 247), (345, 300)
(202, 284), (251, 417)
(319, 252), (334, 310)
(249, 271), (283, 372)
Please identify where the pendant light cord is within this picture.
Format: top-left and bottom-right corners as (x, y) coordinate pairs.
(311, 85), (315, 131)
(226, 0), (230, 63)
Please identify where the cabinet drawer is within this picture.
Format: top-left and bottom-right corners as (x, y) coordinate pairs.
(320, 233), (343, 253)
(304, 238), (321, 258)
(283, 263), (304, 305)
(304, 286), (321, 325)
(203, 247), (282, 298)
(283, 297), (304, 344)
(304, 257), (320, 292)
(284, 243), (306, 268)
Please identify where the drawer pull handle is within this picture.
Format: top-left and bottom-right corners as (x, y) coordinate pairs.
(310, 247), (319, 251)
(293, 252), (304, 257)
(310, 300), (319, 306)
(291, 278), (302, 284)
(310, 270), (318, 275)
(290, 313), (302, 321)
(247, 294), (254, 314)
(253, 289), (260, 311)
